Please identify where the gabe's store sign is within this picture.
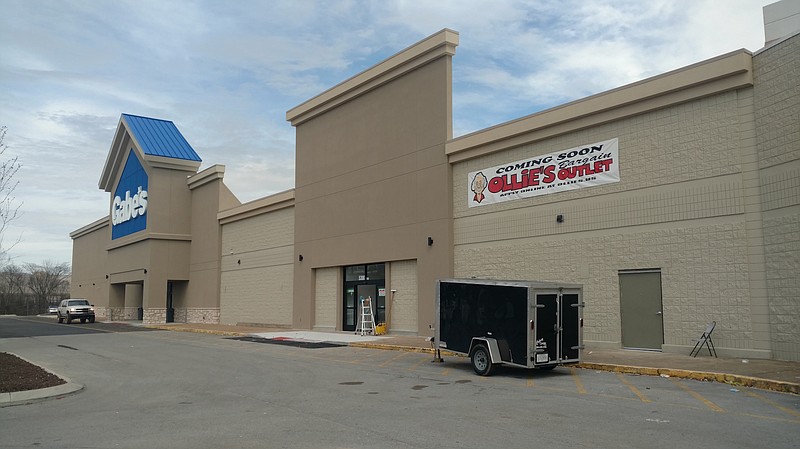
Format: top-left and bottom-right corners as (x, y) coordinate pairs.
(467, 138), (620, 207)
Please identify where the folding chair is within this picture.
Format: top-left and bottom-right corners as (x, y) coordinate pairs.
(689, 321), (717, 357)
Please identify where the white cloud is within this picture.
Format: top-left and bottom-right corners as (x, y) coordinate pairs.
(0, 0), (773, 266)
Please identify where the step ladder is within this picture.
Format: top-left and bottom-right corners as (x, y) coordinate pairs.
(355, 296), (376, 336)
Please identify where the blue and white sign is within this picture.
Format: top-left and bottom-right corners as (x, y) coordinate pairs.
(111, 150), (148, 239)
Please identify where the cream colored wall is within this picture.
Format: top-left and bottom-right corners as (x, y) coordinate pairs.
(452, 88), (766, 357)
(754, 35), (800, 361)
(219, 207), (294, 326)
(187, 168), (239, 309)
(70, 220), (109, 309)
(313, 267), (338, 331)
(292, 42), (454, 335)
(146, 166), (194, 236)
(388, 260), (418, 334)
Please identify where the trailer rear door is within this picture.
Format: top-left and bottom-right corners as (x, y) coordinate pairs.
(560, 292), (581, 362)
(533, 290), (581, 365)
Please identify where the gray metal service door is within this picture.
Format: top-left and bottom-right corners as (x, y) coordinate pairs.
(619, 271), (664, 350)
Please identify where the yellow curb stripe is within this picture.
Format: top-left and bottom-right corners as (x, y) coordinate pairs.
(144, 325), (246, 337)
(616, 373), (651, 403)
(671, 378), (725, 412)
(578, 362), (799, 394)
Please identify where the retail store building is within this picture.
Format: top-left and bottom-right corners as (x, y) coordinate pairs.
(72, 4), (800, 361)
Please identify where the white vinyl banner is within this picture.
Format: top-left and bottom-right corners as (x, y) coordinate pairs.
(467, 138), (619, 207)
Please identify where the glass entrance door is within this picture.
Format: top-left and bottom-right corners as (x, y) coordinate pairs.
(344, 287), (357, 331)
(357, 284), (377, 331)
(343, 263), (385, 332)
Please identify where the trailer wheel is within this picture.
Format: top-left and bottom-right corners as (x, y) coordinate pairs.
(471, 344), (494, 376)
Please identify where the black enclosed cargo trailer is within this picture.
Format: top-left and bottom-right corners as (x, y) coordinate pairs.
(435, 279), (584, 376)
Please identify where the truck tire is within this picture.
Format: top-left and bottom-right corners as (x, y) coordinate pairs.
(471, 344), (495, 376)
(89, 316), (95, 323)
(57, 314), (64, 324)
(66, 313), (72, 324)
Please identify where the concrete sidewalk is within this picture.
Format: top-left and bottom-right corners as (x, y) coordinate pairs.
(147, 322), (800, 394)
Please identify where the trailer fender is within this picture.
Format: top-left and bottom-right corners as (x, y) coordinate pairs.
(469, 337), (503, 364)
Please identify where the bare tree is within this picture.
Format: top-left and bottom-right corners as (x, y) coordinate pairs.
(0, 126), (22, 262)
(25, 261), (70, 314)
(0, 263), (27, 315)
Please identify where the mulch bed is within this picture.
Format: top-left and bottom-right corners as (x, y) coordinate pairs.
(0, 352), (66, 393)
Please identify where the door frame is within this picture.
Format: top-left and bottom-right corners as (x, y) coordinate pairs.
(618, 269), (664, 350)
(342, 263), (386, 332)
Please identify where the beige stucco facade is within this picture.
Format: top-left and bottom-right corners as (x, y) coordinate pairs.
(286, 29), (458, 334)
(71, 116), (239, 324)
(71, 22), (798, 361)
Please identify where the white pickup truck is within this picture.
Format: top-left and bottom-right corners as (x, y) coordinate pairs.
(57, 299), (96, 324)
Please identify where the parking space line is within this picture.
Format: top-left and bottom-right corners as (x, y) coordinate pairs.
(671, 378), (725, 412)
(746, 391), (800, 419)
(378, 351), (410, 367)
(407, 356), (429, 371)
(441, 368), (451, 376)
(570, 367), (587, 394)
(348, 348), (382, 364)
(527, 378), (534, 388)
(616, 373), (651, 403)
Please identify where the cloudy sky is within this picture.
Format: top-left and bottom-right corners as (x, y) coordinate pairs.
(0, 0), (772, 267)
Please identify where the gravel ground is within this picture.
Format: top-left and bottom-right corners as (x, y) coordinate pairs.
(0, 352), (65, 393)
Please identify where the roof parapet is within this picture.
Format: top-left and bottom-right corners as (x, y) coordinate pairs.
(218, 189), (295, 224)
(286, 29), (459, 126)
(446, 49), (754, 163)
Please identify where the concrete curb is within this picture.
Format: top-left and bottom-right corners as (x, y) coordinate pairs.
(0, 382), (85, 407)
(577, 362), (800, 395)
(143, 325), (247, 337)
(0, 353), (85, 407)
(349, 342), (441, 354)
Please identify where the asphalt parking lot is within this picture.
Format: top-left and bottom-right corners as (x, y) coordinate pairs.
(0, 315), (154, 338)
(1, 319), (797, 449)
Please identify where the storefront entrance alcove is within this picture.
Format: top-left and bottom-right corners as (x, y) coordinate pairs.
(343, 263), (386, 332)
(108, 282), (144, 321)
(166, 280), (189, 323)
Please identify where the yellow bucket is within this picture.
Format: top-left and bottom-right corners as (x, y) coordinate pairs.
(375, 323), (387, 335)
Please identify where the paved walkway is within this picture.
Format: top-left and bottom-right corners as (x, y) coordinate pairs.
(147, 323), (800, 394)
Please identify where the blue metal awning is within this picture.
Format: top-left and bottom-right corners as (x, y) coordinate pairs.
(121, 113), (201, 162)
